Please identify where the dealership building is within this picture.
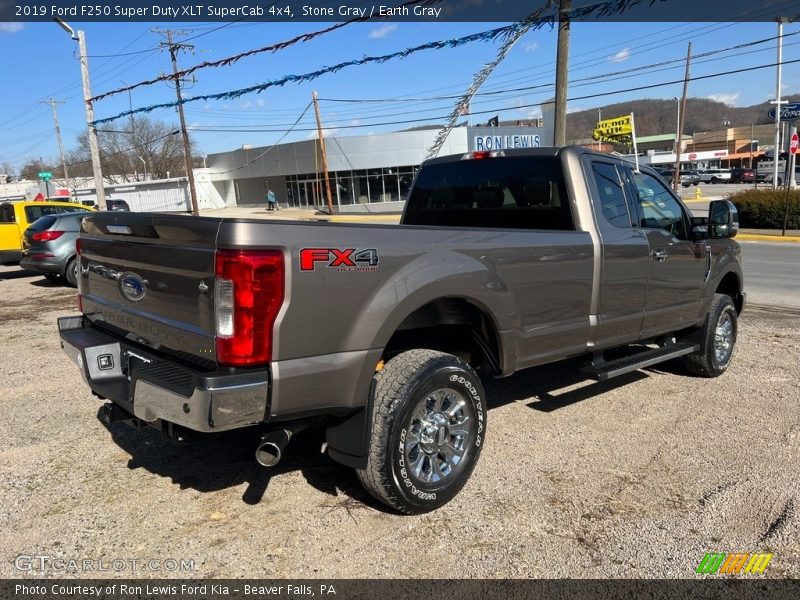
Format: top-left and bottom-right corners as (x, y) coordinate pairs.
(204, 123), (552, 210)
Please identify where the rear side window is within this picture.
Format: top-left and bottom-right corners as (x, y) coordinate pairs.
(27, 215), (58, 230)
(1, 204), (15, 223)
(404, 156), (574, 230)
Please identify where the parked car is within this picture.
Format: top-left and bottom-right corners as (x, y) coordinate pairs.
(699, 168), (732, 184)
(20, 213), (86, 286)
(0, 200), (93, 265)
(679, 170), (700, 187)
(730, 168), (755, 183)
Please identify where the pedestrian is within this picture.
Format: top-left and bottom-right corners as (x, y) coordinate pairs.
(266, 189), (277, 212)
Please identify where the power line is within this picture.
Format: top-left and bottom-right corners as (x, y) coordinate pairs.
(89, 0), (448, 104)
(215, 102), (313, 174)
(93, 0), (648, 127)
(189, 58), (800, 134)
(195, 34), (800, 130)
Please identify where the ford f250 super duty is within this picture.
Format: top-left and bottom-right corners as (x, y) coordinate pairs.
(58, 146), (745, 514)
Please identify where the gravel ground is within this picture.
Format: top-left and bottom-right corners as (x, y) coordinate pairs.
(1, 264), (798, 580)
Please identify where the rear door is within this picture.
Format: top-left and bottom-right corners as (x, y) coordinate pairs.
(627, 168), (706, 336)
(79, 213), (222, 364)
(585, 158), (650, 348)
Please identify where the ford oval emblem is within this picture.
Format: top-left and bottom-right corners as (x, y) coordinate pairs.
(119, 273), (147, 302)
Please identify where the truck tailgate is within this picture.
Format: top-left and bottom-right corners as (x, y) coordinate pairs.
(79, 213), (222, 365)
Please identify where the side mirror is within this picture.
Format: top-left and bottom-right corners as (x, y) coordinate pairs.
(708, 199), (739, 239)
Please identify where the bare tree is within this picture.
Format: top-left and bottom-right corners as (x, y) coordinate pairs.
(72, 116), (193, 183)
(20, 158), (56, 181)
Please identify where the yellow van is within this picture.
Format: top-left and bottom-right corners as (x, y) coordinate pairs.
(0, 201), (95, 265)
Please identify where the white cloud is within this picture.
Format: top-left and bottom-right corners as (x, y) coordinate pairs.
(610, 48), (631, 63)
(524, 41), (539, 52)
(0, 23), (24, 33)
(368, 24), (398, 39)
(707, 92), (741, 106)
(350, 119), (361, 126)
(256, 98), (265, 107)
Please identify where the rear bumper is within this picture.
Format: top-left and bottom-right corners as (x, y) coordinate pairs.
(21, 254), (68, 274)
(58, 316), (270, 433)
(0, 250), (21, 265)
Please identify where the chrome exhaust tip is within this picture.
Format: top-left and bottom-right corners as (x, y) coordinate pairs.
(255, 429), (291, 467)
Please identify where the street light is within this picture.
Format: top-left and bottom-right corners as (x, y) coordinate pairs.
(54, 17), (106, 210)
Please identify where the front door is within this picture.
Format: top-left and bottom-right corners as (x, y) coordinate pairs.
(629, 169), (707, 336)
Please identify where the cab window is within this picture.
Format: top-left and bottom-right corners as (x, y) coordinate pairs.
(633, 171), (687, 239)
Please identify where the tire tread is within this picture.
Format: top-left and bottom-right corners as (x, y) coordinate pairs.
(356, 349), (479, 514)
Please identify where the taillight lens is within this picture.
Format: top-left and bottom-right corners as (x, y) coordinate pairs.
(215, 249), (284, 366)
(32, 230), (64, 241)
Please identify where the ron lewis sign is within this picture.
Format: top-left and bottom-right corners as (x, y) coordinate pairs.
(472, 133), (542, 151)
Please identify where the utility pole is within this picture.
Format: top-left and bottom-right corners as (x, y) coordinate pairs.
(156, 28), (199, 216)
(673, 42), (692, 192)
(553, 0), (571, 146)
(55, 20), (107, 210)
(41, 98), (70, 190)
(312, 91), (334, 214)
(772, 18), (788, 190)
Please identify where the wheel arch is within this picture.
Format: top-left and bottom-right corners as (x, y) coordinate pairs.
(715, 270), (743, 314)
(326, 295), (505, 469)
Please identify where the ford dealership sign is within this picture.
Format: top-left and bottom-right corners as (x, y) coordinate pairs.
(768, 102), (800, 121)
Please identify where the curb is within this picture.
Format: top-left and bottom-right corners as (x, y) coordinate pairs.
(737, 233), (800, 243)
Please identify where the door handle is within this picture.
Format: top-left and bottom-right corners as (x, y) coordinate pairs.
(651, 249), (669, 261)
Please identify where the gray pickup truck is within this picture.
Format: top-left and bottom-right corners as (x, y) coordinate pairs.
(58, 146), (744, 514)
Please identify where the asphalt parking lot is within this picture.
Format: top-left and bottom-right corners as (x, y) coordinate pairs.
(1, 264), (798, 579)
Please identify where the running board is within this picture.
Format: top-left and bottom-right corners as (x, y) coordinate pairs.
(582, 343), (698, 382)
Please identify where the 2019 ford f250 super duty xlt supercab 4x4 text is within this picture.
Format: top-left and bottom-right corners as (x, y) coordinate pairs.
(58, 147), (745, 513)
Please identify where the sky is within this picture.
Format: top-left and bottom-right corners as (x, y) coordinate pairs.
(1, 0), (799, 172)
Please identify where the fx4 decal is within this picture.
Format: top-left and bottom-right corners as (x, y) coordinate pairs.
(300, 248), (379, 272)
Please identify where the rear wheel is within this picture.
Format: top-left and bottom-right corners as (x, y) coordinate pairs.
(64, 257), (78, 288)
(357, 349), (487, 514)
(684, 294), (738, 377)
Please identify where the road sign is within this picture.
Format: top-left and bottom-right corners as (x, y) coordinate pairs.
(791, 133), (799, 155)
(768, 102), (800, 121)
(37, 171), (53, 180)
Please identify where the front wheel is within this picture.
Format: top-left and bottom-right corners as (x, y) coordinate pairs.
(684, 294), (738, 377)
(356, 349), (487, 514)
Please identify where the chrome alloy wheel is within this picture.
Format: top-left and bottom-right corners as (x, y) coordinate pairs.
(404, 388), (474, 485)
(714, 311), (734, 365)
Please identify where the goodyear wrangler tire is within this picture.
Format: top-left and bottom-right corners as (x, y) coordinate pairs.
(685, 293), (738, 378)
(356, 349), (487, 514)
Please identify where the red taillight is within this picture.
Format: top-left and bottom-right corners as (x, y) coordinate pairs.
(32, 230), (64, 241)
(214, 249), (284, 366)
(76, 238), (82, 254)
(472, 151), (491, 160)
